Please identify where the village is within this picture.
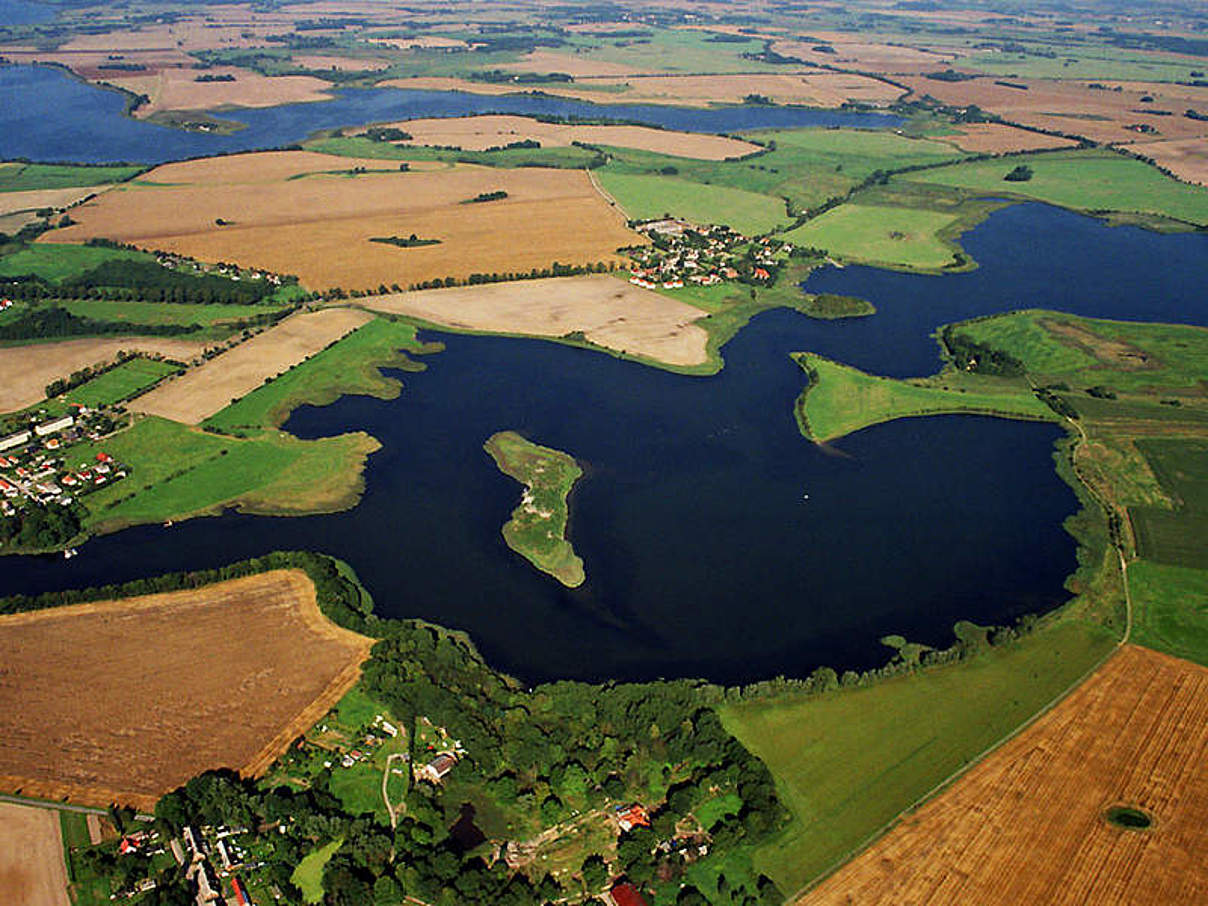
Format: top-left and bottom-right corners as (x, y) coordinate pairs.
(625, 219), (788, 291)
(0, 408), (126, 526)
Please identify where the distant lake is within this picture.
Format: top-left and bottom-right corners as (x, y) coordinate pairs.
(9, 205), (1202, 685)
(0, 0), (54, 25)
(0, 63), (903, 164)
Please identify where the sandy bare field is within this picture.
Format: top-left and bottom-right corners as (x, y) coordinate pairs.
(46, 151), (641, 291)
(1131, 137), (1208, 185)
(381, 71), (903, 108)
(800, 645), (1208, 905)
(359, 274), (710, 367)
(0, 803), (69, 906)
(379, 114), (758, 159)
(0, 185), (111, 216)
(0, 570), (374, 810)
(0, 337), (207, 414)
(131, 308), (372, 423)
(942, 123), (1080, 154)
(113, 66), (334, 115)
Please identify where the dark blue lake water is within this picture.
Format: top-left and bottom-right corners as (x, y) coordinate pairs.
(9, 204), (1199, 685)
(0, 63), (901, 164)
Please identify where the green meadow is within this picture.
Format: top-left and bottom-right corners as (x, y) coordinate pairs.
(906, 150), (1208, 227)
(292, 839), (343, 904)
(793, 354), (1051, 443)
(783, 204), (965, 270)
(597, 172), (791, 234)
(60, 298), (287, 328)
(1127, 560), (1208, 666)
(0, 243), (155, 282)
(65, 357), (181, 408)
(0, 162), (143, 193)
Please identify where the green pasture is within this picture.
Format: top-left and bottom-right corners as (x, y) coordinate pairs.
(564, 27), (772, 74)
(783, 204), (964, 270)
(906, 150), (1208, 227)
(1127, 560), (1208, 666)
(65, 357), (180, 408)
(69, 416), (377, 532)
(0, 242), (155, 282)
(793, 354), (1050, 443)
(597, 171), (791, 233)
(721, 618), (1115, 895)
(60, 298), (286, 328)
(1131, 438), (1208, 569)
(958, 46), (1203, 83)
(205, 316), (429, 432)
(0, 162), (142, 193)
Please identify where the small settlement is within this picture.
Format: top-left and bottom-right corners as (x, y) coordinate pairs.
(626, 219), (788, 290)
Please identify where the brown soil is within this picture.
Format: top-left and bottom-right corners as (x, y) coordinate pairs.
(358, 274), (710, 367)
(130, 308), (373, 424)
(44, 151), (641, 291)
(0, 803), (69, 906)
(0, 570), (374, 811)
(799, 646), (1208, 905)
(0, 337), (208, 414)
(377, 114), (758, 159)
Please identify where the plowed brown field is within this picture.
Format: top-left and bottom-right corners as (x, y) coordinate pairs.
(43, 151), (640, 291)
(799, 645), (1208, 905)
(0, 570), (374, 810)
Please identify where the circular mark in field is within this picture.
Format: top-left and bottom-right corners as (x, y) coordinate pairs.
(1104, 805), (1153, 830)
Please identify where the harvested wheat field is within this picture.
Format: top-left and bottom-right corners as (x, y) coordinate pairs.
(1131, 137), (1208, 186)
(800, 645), (1208, 906)
(943, 123), (1080, 154)
(0, 802), (69, 906)
(44, 150), (640, 290)
(359, 274), (710, 367)
(0, 185), (113, 217)
(131, 308), (372, 423)
(0, 570), (374, 811)
(0, 336), (207, 413)
(378, 114), (758, 159)
(113, 67), (334, 115)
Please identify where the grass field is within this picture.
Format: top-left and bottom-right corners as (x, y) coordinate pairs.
(783, 204), (965, 270)
(0, 162), (142, 193)
(0, 243), (154, 282)
(484, 430), (585, 588)
(596, 172), (790, 234)
(1131, 438), (1208, 568)
(64, 357), (181, 408)
(59, 298), (287, 328)
(906, 150), (1208, 227)
(1127, 560), (1208, 667)
(793, 354), (1051, 442)
(720, 618), (1116, 895)
(293, 839), (343, 904)
(205, 317), (430, 432)
(0, 570), (373, 810)
(798, 646), (1208, 904)
(960, 46), (1202, 83)
(70, 416), (380, 533)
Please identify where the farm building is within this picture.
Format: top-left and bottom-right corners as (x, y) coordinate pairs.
(418, 751), (458, 784)
(606, 882), (650, 906)
(0, 430), (30, 452)
(34, 415), (74, 437)
(615, 803), (651, 832)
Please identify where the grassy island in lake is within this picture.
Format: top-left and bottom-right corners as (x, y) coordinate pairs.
(484, 430), (585, 588)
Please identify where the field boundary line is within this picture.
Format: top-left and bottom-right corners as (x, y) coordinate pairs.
(587, 168), (627, 217)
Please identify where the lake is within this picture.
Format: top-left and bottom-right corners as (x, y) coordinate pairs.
(0, 0), (54, 26)
(0, 63), (902, 164)
(8, 206), (1197, 686)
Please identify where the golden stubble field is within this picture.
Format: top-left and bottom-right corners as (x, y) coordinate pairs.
(378, 114), (759, 159)
(43, 150), (642, 291)
(799, 645), (1208, 905)
(0, 570), (374, 811)
(130, 307), (373, 423)
(359, 273), (710, 367)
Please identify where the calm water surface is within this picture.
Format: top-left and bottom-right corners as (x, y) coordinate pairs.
(7, 206), (1198, 684)
(0, 63), (901, 164)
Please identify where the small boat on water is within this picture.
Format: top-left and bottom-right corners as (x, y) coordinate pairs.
(62, 548), (78, 560)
